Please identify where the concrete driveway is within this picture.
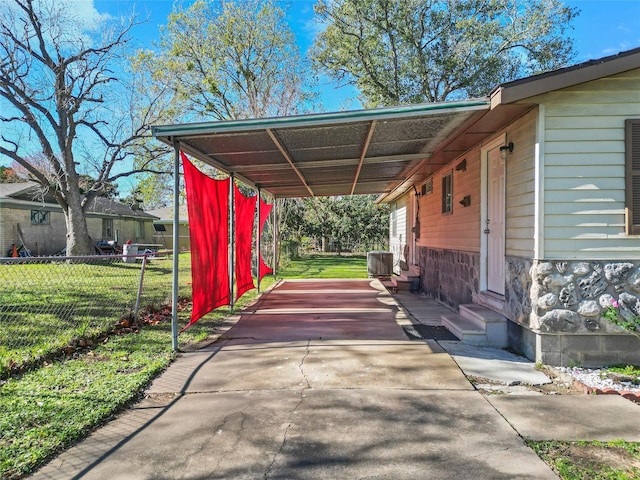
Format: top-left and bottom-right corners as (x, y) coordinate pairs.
(32, 279), (557, 479)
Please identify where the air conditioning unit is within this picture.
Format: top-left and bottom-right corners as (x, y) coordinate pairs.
(367, 251), (393, 277)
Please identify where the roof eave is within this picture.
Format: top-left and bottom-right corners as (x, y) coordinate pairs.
(492, 47), (640, 106)
(151, 99), (490, 140)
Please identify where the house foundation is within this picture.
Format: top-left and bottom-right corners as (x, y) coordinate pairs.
(416, 246), (478, 310)
(518, 258), (640, 366)
(417, 247), (640, 366)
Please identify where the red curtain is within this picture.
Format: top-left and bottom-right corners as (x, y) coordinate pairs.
(259, 199), (273, 280)
(181, 152), (230, 330)
(234, 184), (256, 300)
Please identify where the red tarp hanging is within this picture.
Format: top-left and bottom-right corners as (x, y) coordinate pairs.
(259, 199), (273, 280)
(181, 152), (230, 330)
(234, 184), (256, 300)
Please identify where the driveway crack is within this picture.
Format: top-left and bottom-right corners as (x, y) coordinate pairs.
(264, 340), (311, 478)
(299, 339), (311, 389)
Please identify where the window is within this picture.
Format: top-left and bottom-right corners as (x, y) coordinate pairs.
(441, 171), (453, 214)
(136, 221), (145, 238)
(626, 119), (640, 235)
(102, 218), (114, 239)
(30, 210), (49, 225)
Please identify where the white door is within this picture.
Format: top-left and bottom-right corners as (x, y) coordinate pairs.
(486, 146), (506, 295)
(408, 191), (419, 265)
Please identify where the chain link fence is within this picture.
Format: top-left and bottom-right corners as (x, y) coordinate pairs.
(0, 252), (178, 379)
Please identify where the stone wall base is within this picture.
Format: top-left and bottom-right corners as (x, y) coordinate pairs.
(416, 246), (479, 311)
(508, 320), (640, 367)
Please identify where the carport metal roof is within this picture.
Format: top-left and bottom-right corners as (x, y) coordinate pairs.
(153, 48), (640, 202)
(151, 99), (523, 201)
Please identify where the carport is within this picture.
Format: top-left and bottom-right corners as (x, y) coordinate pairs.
(151, 99), (530, 347)
(32, 100), (568, 479)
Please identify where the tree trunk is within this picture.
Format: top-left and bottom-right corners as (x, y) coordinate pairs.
(64, 191), (94, 256)
(322, 236), (329, 252)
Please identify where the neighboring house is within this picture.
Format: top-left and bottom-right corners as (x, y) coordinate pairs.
(0, 182), (158, 256)
(383, 48), (640, 366)
(146, 205), (191, 251)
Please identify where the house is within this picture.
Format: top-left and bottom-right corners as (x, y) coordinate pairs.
(152, 47), (640, 366)
(146, 205), (191, 251)
(0, 182), (158, 256)
(382, 48), (640, 367)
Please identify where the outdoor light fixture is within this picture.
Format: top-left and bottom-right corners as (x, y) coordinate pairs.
(459, 195), (471, 207)
(455, 159), (467, 172)
(499, 142), (514, 160)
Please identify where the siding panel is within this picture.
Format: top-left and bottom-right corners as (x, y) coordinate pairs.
(541, 69), (640, 259)
(389, 196), (408, 271)
(505, 109), (537, 257)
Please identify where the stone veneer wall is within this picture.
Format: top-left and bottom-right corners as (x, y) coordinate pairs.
(507, 257), (640, 366)
(416, 246), (479, 310)
(416, 251), (640, 366)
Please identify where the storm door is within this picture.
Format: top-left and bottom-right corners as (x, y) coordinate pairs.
(486, 145), (506, 295)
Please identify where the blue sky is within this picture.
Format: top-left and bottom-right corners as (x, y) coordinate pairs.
(96, 0), (640, 111)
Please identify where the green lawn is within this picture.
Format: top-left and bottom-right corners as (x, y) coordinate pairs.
(0, 255), (186, 378)
(528, 440), (640, 479)
(1, 327), (173, 479)
(278, 254), (368, 278)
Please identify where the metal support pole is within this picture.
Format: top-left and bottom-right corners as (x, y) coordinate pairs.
(171, 142), (180, 351)
(256, 187), (261, 293)
(272, 198), (277, 278)
(229, 173), (235, 311)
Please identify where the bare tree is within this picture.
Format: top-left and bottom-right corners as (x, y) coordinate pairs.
(0, 0), (173, 255)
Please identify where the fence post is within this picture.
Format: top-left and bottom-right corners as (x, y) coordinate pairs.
(272, 199), (278, 277)
(133, 254), (148, 323)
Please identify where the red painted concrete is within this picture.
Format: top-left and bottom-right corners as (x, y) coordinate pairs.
(222, 280), (408, 344)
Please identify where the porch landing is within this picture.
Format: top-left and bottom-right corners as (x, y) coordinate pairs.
(388, 288), (509, 348)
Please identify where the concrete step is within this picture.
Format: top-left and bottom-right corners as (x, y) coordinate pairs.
(476, 291), (506, 313)
(394, 275), (419, 292)
(459, 304), (507, 326)
(400, 264), (421, 278)
(441, 313), (487, 345)
(380, 278), (397, 293)
(442, 305), (508, 348)
(459, 304), (508, 348)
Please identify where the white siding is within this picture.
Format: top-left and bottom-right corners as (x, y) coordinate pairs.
(505, 109), (537, 257)
(389, 196), (408, 272)
(536, 69), (640, 259)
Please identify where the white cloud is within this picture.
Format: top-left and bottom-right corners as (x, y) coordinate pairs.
(41, 0), (112, 43)
(63, 0), (112, 30)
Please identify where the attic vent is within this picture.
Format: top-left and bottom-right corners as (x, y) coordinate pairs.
(422, 178), (433, 196)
